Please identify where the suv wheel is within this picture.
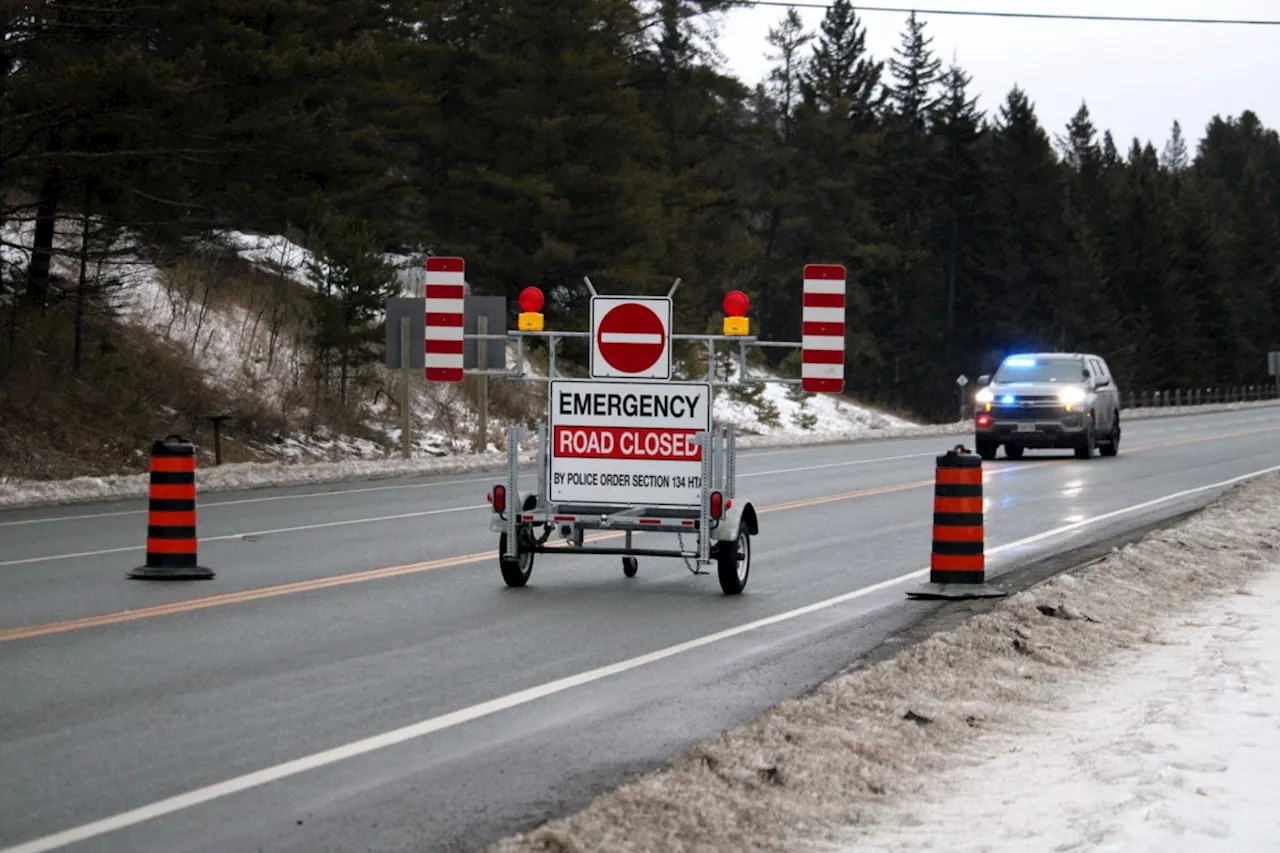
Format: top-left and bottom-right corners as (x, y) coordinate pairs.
(1074, 418), (1097, 459)
(1004, 444), (1024, 460)
(976, 438), (998, 460)
(1100, 414), (1121, 457)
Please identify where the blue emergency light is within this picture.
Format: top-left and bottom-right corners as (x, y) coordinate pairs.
(1004, 356), (1037, 367)
(1000, 395), (1015, 404)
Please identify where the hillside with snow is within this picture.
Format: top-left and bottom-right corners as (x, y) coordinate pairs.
(0, 220), (927, 491)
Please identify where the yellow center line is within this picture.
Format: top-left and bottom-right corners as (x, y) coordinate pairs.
(2, 423), (1276, 644)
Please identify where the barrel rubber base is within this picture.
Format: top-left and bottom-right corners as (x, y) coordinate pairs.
(906, 581), (1006, 600)
(128, 565), (215, 580)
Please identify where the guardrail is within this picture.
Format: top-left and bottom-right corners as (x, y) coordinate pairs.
(957, 383), (1280, 421)
(1118, 385), (1280, 409)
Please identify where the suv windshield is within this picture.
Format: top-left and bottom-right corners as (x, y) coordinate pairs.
(994, 357), (1086, 384)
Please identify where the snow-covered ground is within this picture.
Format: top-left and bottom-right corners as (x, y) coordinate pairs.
(828, 569), (1280, 853)
(484, 471), (1280, 853)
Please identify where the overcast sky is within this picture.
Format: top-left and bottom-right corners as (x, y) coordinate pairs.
(714, 0), (1277, 152)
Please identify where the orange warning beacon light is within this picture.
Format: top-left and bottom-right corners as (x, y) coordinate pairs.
(722, 290), (750, 336)
(518, 286), (544, 332)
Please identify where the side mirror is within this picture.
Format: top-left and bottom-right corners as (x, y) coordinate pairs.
(977, 375), (990, 386)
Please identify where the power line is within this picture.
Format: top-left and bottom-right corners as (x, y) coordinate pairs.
(738, 2), (1280, 26)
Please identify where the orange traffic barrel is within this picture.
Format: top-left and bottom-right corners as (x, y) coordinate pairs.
(129, 436), (214, 580)
(907, 446), (1004, 599)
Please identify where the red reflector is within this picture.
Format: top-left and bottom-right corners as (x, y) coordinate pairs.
(492, 485), (506, 513)
(710, 491), (723, 519)
(639, 519), (661, 525)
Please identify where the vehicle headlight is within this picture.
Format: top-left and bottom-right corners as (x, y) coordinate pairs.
(975, 387), (994, 404)
(1058, 386), (1087, 405)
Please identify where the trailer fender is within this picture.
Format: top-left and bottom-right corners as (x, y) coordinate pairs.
(711, 500), (758, 542)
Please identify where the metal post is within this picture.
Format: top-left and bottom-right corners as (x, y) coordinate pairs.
(400, 316), (412, 459)
(504, 426), (525, 558)
(475, 315), (489, 453)
(698, 432), (712, 563)
(725, 424), (736, 500)
(536, 421), (549, 505)
(212, 418), (223, 465)
(204, 415), (231, 465)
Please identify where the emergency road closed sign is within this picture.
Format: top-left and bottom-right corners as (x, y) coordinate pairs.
(548, 379), (711, 507)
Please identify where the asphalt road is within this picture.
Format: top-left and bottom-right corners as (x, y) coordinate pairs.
(2, 407), (1279, 853)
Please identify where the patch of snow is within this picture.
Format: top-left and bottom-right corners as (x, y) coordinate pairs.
(119, 263), (307, 405)
(712, 362), (919, 440)
(825, 567), (1280, 853)
(217, 230), (316, 287)
(482, 472), (1280, 853)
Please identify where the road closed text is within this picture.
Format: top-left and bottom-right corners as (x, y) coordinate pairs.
(554, 426), (701, 461)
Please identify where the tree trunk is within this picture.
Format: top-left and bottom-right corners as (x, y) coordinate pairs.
(28, 133), (64, 305)
(73, 205), (92, 375)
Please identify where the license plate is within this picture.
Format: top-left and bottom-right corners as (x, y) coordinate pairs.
(1015, 422), (1036, 433)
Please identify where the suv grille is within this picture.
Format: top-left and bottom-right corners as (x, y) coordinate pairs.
(992, 397), (1065, 418)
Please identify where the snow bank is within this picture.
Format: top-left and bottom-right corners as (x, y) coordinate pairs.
(483, 472), (1280, 853)
(826, 566), (1280, 853)
(0, 448), (537, 508)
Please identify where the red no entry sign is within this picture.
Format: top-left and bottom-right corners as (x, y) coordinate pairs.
(590, 296), (672, 379)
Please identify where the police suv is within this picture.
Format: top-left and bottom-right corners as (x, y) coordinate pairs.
(973, 352), (1121, 461)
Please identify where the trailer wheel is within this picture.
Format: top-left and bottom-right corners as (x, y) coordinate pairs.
(498, 530), (534, 588)
(716, 529), (750, 595)
(622, 557), (639, 578)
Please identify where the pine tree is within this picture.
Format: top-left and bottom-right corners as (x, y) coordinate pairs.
(979, 87), (1070, 353)
(866, 12), (943, 404)
(801, 0), (885, 129)
(419, 0), (664, 333)
(634, 0), (758, 337)
(1225, 155), (1280, 375)
(886, 11), (942, 133)
(930, 63), (984, 341)
(1161, 120), (1190, 172)
(745, 9), (817, 343)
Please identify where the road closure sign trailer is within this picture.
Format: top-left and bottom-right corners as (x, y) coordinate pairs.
(548, 379), (711, 507)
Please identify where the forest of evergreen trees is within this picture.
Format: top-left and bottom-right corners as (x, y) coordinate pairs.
(3, 0), (1278, 421)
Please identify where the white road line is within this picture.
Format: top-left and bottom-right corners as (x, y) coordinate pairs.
(7, 462), (1278, 853)
(0, 476), (496, 528)
(0, 505), (488, 568)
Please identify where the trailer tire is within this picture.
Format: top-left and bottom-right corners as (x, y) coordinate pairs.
(622, 557), (639, 578)
(716, 529), (750, 595)
(498, 531), (534, 588)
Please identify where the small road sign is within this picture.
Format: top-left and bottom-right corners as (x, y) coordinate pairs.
(1269, 351), (1280, 377)
(424, 256), (466, 382)
(548, 379), (710, 506)
(801, 264), (846, 393)
(956, 374), (969, 387)
(589, 296), (672, 379)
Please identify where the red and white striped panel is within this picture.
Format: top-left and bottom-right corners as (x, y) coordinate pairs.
(801, 263), (846, 393)
(424, 256), (466, 382)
